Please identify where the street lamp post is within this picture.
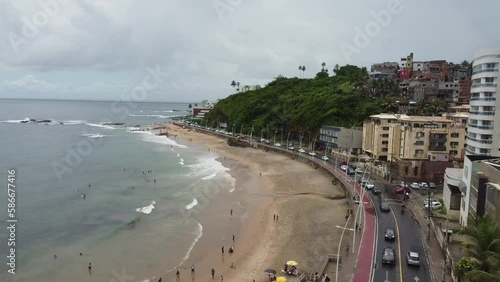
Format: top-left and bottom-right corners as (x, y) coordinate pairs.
(280, 128), (284, 144)
(335, 215), (352, 282)
(287, 131), (291, 149)
(240, 124), (244, 136)
(250, 125), (255, 145)
(260, 129), (264, 142)
(299, 132), (304, 149)
(274, 130), (278, 145)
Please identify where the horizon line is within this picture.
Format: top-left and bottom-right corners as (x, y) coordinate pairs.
(0, 97), (205, 103)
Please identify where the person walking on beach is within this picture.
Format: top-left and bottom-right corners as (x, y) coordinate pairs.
(176, 269), (180, 281)
(222, 246), (224, 256)
(211, 268), (215, 279)
(220, 275), (223, 282)
(191, 265), (195, 275)
(88, 262), (92, 272)
(273, 214), (275, 221)
(158, 278), (162, 282)
(276, 215), (279, 221)
(232, 234), (235, 242)
(230, 209), (233, 216)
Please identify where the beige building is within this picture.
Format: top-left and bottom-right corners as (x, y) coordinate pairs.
(363, 114), (467, 181)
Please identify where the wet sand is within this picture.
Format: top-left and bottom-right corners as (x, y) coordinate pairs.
(160, 124), (350, 281)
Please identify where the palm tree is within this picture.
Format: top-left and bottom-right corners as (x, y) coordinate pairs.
(298, 66), (302, 78)
(230, 80), (236, 91)
(302, 66), (306, 78)
(458, 215), (500, 282)
(333, 64), (340, 75)
(321, 62), (326, 72)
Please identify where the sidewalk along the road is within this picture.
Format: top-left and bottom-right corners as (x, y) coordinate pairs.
(369, 172), (446, 281)
(321, 162), (376, 282)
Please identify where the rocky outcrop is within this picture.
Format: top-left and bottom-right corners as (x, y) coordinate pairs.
(227, 138), (249, 147)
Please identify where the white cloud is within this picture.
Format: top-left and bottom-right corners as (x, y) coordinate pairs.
(0, 0), (499, 101)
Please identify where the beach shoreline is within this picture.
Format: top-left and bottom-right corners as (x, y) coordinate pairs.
(155, 124), (351, 282)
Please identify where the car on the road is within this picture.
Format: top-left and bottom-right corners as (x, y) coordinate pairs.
(347, 168), (356, 175)
(429, 182), (437, 189)
(410, 182), (420, 189)
(288, 146), (295, 150)
(340, 165), (348, 171)
(355, 168), (364, 174)
(321, 156), (329, 161)
(423, 199), (439, 206)
(372, 188), (382, 195)
(396, 187), (411, 194)
(425, 201), (442, 210)
(384, 227), (396, 241)
(419, 182), (429, 189)
(298, 148), (306, 154)
(274, 143), (281, 147)
(380, 201), (391, 212)
(382, 247), (396, 265)
(364, 182), (375, 190)
(308, 151), (316, 156)
(406, 251), (420, 266)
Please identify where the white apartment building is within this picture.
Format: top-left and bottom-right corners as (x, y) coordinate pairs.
(466, 48), (500, 156)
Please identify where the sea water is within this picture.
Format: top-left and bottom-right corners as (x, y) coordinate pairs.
(0, 99), (235, 282)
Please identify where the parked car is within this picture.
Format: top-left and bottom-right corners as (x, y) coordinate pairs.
(308, 151), (316, 156)
(410, 182), (420, 189)
(384, 227), (396, 241)
(423, 199), (439, 206)
(396, 187), (411, 194)
(288, 146), (295, 150)
(380, 201), (391, 212)
(382, 247), (396, 265)
(406, 252), (420, 266)
(274, 143), (281, 147)
(419, 182), (429, 189)
(355, 168), (364, 174)
(429, 182), (437, 189)
(372, 188), (382, 195)
(298, 148), (306, 154)
(321, 156), (329, 161)
(347, 169), (356, 175)
(340, 165), (348, 171)
(425, 201), (442, 210)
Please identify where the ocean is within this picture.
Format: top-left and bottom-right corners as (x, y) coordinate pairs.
(0, 99), (238, 282)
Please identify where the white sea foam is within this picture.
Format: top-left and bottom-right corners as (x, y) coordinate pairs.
(179, 159), (185, 166)
(177, 153), (180, 157)
(140, 133), (188, 149)
(201, 172), (217, 180)
(129, 114), (169, 119)
(136, 201), (156, 214)
(61, 120), (86, 125)
(82, 133), (104, 138)
(86, 123), (116, 130)
(0, 117), (30, 123)
(185, 199), (198, 210)
(179, 222), (203, 266)
(229, 186), (235, 193)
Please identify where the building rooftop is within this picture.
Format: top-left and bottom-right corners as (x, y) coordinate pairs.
(445, 168), (463, 181)
(449, 105), (470, 111)
(484, 158), (500, 172)
(398, 116), (455, 123)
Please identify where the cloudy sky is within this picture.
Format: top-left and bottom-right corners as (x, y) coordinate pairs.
(0, 0), (499, 102)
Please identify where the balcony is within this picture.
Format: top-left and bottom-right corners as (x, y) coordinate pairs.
(466, 137), (493, 144)
(469, 97), (496, 101)
(428, 145), (447, 151)
(469, 111), (496, 115)
(472, 68), (499, 75)
(429, 137), (447, 143)
(468, 124), (494, 130)
(471, 83), (497, 88)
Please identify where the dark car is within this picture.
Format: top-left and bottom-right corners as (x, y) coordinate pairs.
(382, 247), (396, 265)
(372, 188), (382, 195)
(380, 201), (391, 212)
(384, 227), (396, 241)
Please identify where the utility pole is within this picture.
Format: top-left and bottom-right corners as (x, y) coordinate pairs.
(240, 124), (244, 136)
(287, 131), (291, 149)
(299, 132), (304, 149)
(250, 125), (255, 145)
(261, 129), (264, 141)
(232, 124), (235, 136)
(280, 128), (284, 144)
(274, 130), (278, 144)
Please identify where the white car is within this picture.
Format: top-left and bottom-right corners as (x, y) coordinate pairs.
(419, 182), (429, 189)
(410, 182), (420, 189)
(355, 168), (364, 174)
(321, 156), (329, 161)
(274, 143), (281, 147)
(298, 148), (306, 153)
(425, 201), (442, 210)
(406, 252), (420, 266)
(364, 182), (375, 190)
(308, 152), (316, 156)
(288, 146), (295, 150)
(340, 165), (348, 171)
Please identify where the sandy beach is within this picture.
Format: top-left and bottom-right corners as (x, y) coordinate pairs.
(157, 124), (351, 282)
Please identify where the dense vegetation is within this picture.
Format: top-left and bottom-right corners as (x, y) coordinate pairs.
(205, 65), (402, 142)
(455, 215), (500, 282)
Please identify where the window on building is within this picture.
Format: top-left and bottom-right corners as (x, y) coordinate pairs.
(485, 77), (494, 83)
(414, 166), (418, 176)
(451, 133), (459, 138)
(484, 92), (493, 97)
(382, 134), (389, 138)
(416, 132), (425, 138)
(415, 149), (424, 154)
(382, 141), (388, 145)
(383, 127), (389, 130)
(415, 141), (424, 146)
(381, 148), (388, 152)
(450, 150), (458, 155)
(450, 142), (459, 148)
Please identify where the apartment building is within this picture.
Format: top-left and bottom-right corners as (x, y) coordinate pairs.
(319, 126), (362, 153)
(363, 114), (467, 181)
(466, 48), (500, 156)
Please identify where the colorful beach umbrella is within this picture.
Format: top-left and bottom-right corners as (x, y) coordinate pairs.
(286, 260), (298, 266)
(277, 277), (287, 282)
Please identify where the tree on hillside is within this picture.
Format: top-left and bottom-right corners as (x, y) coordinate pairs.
(461, 60), (470, 68)
(230, 80), (237, 91)
(315, 71), (328, 79)
(321, 62), (326, 71)
(236, 82), (240, 92)
(333, 64), (340, 75)
(302, 66), (306, 77)
(457, 215), (500, 281)
(188, 103), (192, 109)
